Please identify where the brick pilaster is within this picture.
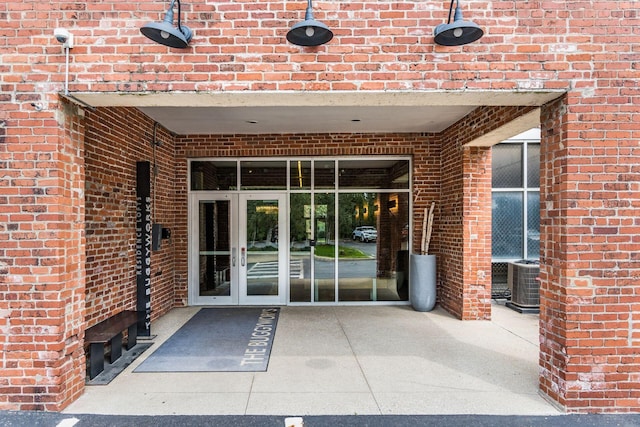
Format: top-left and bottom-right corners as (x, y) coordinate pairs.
(540, 95), (640, 412)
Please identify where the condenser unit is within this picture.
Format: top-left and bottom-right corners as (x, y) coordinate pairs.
(506, 260), (540, 313)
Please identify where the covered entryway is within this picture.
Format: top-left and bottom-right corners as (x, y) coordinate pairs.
(69, 90), (563, 323)
(75, 90), (558, 316)
(66, 90), (569, 412)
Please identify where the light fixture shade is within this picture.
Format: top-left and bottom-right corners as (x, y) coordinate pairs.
(140, 0), (193, 48)
(434, 20), (483, 46)
(434, 0), (483, 46)
(287, 19), (333, 46)
(287, 0), (333, 46)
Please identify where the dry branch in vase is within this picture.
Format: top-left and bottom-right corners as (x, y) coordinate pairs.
(420, 202), (435, 255)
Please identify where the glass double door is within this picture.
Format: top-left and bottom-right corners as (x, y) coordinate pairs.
(189, 193), (287, 305)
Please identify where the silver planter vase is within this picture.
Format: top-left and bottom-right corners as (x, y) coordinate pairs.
(409, 254), (436, 312)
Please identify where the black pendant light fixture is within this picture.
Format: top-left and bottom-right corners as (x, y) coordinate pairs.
(434, 0), (483, 46)
(140, 0), (193, 48)
(287, 0), (333, 46)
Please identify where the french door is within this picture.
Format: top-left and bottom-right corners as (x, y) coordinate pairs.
(189, 192), (287, 305)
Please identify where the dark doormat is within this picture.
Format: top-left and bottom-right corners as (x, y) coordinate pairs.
(87, 342), (153, 385)
(134, 307), (279, 373)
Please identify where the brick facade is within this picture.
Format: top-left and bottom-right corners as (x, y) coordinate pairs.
(540, 96), (640, 412)
(1, 0), (639, 414)
(0, 99), (86, 410)
(84, 107), (176, 326)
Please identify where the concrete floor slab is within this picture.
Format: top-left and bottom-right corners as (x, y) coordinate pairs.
(64, 302), (561, 416)
(374, 391), (558, 415)
(115, 372), (256, 393)
(69, 389), (251, 416)
(245, 392), (381, 416)
(253, 356), (370, 393)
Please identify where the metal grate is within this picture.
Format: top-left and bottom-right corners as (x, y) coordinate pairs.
(491, 262), (511, 299)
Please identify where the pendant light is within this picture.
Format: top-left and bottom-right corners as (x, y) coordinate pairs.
(140, 0), (193, 49)
(287, 0), (333, 47)
(434, 0), (483, 46)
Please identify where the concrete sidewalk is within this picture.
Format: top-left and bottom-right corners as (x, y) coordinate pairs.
(64, 302), (560, 417)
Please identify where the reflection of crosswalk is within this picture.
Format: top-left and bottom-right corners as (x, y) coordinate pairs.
(247, 260), (303, 279)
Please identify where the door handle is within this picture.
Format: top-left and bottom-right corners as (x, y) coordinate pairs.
(241, 247), (246, 266)
(232, 247), (237, 267)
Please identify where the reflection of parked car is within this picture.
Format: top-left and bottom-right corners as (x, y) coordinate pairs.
(352, 226), (377, 242)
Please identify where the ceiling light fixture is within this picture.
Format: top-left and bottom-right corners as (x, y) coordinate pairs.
(286, 0), (333, 46)
(140, 0), (193, 48)
(434, 0), (483, 46)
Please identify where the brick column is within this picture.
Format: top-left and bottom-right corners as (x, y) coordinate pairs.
(539, 95), (640, 412)
(437, 143), (492, 320)
(438, 106), (533, 320)
(0, 98), (86, 411)
(461, 146), (493, 320)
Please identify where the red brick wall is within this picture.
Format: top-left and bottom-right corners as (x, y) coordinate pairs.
(0, 103), (178, 410)
(0, 0), (582, 95)
(84, 107), (177, 326)
(540, 95), (640, 412)
(0, 99), (86, 410)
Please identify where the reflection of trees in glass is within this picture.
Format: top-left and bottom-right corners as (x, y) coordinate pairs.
(290, 193), (310, 242)
(247, 201), (278, 243)
(315, 193), (334, 243)
(338, 194), (357, 238)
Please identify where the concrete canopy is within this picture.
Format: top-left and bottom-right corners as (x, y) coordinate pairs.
(70, 90), (560, 136)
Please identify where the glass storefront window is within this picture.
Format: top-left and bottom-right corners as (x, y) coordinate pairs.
(314, 193), (335, 302)
(339, 159), (410, 189)
(337, 192), (409, 302)
(314, 160), (335, 190)
(191, 161), (237, 190)
(241, 160), (287, 190)
(191, 157), (411, 304)
(289, 193), (311, 302)
(290, 160), (311, 190)
(338, 193), (377, 301)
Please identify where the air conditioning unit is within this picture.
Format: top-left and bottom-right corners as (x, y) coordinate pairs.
(506, 260), (540, 313)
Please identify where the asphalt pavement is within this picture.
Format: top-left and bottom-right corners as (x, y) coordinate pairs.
(1, 412), (640, 427)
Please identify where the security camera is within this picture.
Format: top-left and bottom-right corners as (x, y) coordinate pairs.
(54, 28), (73, 48)
(54, 28), (70, 43)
